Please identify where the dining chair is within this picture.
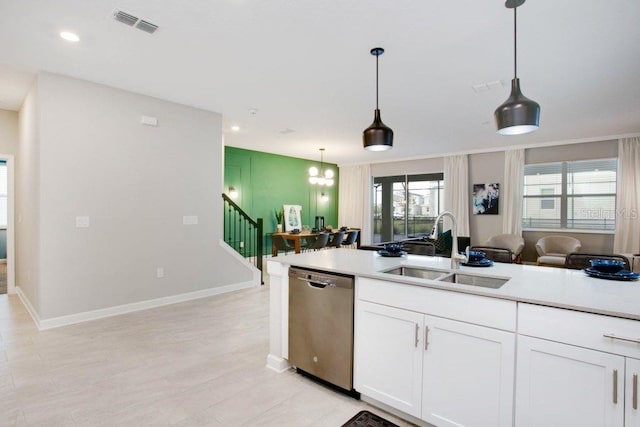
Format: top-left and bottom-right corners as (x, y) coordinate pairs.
(311, 232), (331, 251)
(327, 230), (346, 249)
(342, 230), (360, 249)
(272, 234), (293, 256)
(564, 253), (630, 270)
(403, 242), (435, 256)
(302, 235), (318, 252)
(470, 246), (514, 264)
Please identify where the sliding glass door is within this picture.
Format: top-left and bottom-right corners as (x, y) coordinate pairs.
(373, 173), (444, 243)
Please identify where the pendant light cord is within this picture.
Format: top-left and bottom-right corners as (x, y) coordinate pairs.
(376, 54), (379, 110)
(513, 7), (518, 79)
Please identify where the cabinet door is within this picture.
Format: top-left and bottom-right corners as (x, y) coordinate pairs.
(628, 358), (640, 427)
(354, 300), (424, 418)
(421, 316), (515, 427)
(515, 335), (625, 427)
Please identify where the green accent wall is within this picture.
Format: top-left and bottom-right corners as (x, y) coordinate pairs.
(224, 147), (339, 251)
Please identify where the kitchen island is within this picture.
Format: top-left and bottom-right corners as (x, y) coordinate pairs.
(267, 249), (640, 427)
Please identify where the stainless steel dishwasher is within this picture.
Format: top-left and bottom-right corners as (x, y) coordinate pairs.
(288, 266), (356, 393)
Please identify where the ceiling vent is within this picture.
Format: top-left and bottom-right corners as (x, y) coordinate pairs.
(135, 20), (158, 34)
(113, 10), (159, 34)
(113, 10), (138, 26)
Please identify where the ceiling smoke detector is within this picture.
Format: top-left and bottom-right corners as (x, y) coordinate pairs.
(113, 10), (158, 34)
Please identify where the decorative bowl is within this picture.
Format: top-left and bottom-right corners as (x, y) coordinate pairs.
(589, 259), (625, 274)
(384, 243), (404, 254)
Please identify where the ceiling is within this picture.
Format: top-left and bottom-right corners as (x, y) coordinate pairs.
(0, 0), (639, 165)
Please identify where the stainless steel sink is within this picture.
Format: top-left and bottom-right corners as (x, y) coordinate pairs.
(438, 273), (508, 289)
(383, 266), (449, 280)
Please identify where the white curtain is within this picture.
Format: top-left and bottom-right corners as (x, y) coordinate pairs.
(614, 137), (640, 253)
(443, 155), (470, 236)
(338, 164), (373, 245)
(502, 149), (525, 235)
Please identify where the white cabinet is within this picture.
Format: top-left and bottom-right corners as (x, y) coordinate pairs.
(517, 303), (640, 427)
(422, 315), (515, 427)
(355, 301), (423, 417)
(354, 281), (516, 426)
(515, 335), (625, 427)
(627, 358), (640, 427)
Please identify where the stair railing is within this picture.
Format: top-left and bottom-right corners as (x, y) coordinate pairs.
(222, 194), (263, 284)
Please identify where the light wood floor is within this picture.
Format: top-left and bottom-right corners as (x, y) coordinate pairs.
(0, 280), (414, 426)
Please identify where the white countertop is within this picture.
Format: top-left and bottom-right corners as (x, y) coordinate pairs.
(268, 249), (640, 321)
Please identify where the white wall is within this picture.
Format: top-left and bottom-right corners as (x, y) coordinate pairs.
(468, 151), (504, 245)
(17, 83), (41, 311)
(371, 157), (443, 177)
(0, 109), (19, 155)
(24, 72), (252, 320)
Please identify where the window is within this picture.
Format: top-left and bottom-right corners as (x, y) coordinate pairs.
(0, 162), (6, 227)
(540, 188), (555, 210)
(373, 173), (444, 243)
(523, 159), (617, 230)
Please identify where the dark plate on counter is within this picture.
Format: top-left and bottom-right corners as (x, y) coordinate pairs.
(461, 258), (493, 267)
(584, 268), (639, 281)
(377, 249), (407, 258)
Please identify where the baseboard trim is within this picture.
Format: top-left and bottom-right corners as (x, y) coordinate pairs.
(18, 280), (256, 331)
(15, 286), (43, 329)
(266, 354), (291, 373)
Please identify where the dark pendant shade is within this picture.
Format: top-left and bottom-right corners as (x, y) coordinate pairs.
(363, 47), (393, 151)
(363, 109), (393, 151)
(494, 78), (540, 135)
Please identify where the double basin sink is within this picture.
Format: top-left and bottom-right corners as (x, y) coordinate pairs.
(382, 266), (509, 289)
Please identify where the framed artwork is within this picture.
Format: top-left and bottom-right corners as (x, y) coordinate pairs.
(472, 183), (500, 215)
(283, 205), (302, 231)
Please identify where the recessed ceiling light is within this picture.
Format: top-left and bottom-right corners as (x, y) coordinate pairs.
(60, 31), (80, 42)
(231, 125), (240, 132)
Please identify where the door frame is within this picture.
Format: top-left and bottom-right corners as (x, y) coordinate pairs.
(0, 153), (15, 294)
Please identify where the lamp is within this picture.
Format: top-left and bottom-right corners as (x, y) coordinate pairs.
(494, 0), (540, 135)
(363, 47), (393, 151)
(308, 148), (334, 186)
(228, 186), (238, 199)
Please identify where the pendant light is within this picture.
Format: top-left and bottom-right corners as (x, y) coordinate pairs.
(363, 47), (393, 151)
(494, 0), (540, 135)
(308, 148), (334, 186)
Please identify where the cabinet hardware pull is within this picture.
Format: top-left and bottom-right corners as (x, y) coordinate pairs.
(613, 369), (618, 404)
(424, 326), (430, 350)
(414, 324), (419, 348)
(603, 333), (640, 344)
(633, 373), (638, 410)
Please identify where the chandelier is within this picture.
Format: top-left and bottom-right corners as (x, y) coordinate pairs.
(308, 148), (334, 186)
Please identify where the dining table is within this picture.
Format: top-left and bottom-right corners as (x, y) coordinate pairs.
(271, 231), (321, 256)
(270, 228), (360, 256)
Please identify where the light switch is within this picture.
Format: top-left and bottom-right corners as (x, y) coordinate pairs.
(182, 215), (198, 225)
(76, 216), (90, 228)
(140, 115), (158, 126)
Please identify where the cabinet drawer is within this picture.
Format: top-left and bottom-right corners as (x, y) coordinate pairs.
(357, 277), (516, 331)
(518, 303), (640, 358)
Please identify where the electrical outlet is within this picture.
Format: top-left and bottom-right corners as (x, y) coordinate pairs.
(156, 267), (164, 278)
(76, 216), (90, 228)
(239, 241), (244, 248)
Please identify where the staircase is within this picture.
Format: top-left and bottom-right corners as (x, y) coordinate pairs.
(222, 194), (264, 284)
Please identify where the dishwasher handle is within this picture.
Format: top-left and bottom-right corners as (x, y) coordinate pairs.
(298, 277), (336, 289)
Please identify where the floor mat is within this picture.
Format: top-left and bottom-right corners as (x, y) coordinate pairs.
(341, 410), (400, 427)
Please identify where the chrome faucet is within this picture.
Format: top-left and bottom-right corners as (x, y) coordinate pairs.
(429, 211), (467, 269)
